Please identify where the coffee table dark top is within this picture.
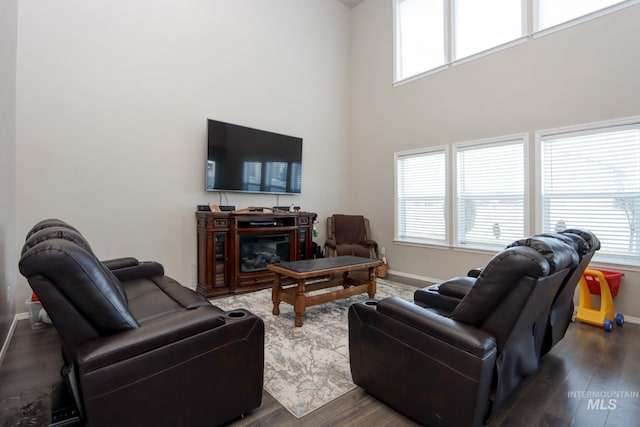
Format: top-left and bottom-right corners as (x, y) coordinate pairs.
(271, 255), (379, 274)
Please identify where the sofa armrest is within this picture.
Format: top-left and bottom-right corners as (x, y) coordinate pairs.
(101, 257), (139, 270)
(324, 239), (336, 249)
(468, 267), (484, 278)
(75, 306), (264, 427)
(349, 298), (497, 427)
(76, 305), (226, 372)
(377, 297), (495, 356)
(438, 276), (476, 299)
(110, 261), (165, 282)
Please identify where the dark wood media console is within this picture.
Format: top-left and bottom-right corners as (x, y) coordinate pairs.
(196, 210), (317, 297)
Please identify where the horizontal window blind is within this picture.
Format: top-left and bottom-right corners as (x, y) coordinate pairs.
(541, 125), (640, 259)
(456, 139), (525, 246)
(396, 149), (447, 244)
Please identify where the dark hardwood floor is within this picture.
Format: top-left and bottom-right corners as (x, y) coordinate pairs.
(2, 277), (639, 426)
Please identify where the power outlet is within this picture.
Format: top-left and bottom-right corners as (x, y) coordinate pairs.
(380, 247), (386, 256)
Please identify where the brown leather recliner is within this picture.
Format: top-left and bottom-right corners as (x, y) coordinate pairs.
(324, 214), (378, 258)
(510, 228), (600, 356)
(349, 237), (578, 427)
(423, 228), (600, 358)
(19, 219), (264, 427)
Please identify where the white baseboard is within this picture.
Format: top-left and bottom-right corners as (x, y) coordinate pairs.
(0, 313), (27, 368)
(386, 269), (442, 285)
(616, 314), (640, 325)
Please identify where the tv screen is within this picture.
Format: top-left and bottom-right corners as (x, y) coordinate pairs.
(206, 119), (303, 194)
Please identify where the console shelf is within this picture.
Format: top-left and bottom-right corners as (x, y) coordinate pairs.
(196, 211), (317, 298)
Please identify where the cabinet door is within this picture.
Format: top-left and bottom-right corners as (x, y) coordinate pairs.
(213, 232), (227, 287)
(298, 228), (308, 260)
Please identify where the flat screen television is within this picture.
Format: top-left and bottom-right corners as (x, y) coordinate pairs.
(206, 119), (303, 194)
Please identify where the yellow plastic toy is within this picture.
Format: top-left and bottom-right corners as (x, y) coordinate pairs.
(575, 269), (624, 332)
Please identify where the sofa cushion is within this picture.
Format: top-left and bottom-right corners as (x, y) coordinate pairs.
(25, 218), (79, 240)
(19, 239), (139, 334)
(22, 226), (129, 303)
(450, 246), (550, 326)
(333, 214), (366, 245)
(23, 226), (93, 255)
(123, 275), (214, 324)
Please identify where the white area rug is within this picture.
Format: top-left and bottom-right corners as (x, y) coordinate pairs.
(212, 278), (416, 418)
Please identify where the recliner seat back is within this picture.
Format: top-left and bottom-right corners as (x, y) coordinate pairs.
(451, 236), (578, 405)
(19, 238), (139, 357)
(508, 228), (599, 355)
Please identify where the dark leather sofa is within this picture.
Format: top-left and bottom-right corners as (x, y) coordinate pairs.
(430, 228), (600, 358)
(349, 235), (580, 427)
(19, 219), (264, 427)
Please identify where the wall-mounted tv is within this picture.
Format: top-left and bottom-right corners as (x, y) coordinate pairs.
(206, 119), (303, 195)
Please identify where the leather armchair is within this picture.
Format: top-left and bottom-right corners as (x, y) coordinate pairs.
(349, 239), (578, 426)
(19, 220), (264, 427)
(514, 229), (600, 356)
(324, 214), (378, 258)
(435, 228), (600, 357)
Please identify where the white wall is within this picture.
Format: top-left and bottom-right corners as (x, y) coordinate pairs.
(14, 0), (352, 310)
(0, 0), (18, 340)
(350, 2), (640, 317)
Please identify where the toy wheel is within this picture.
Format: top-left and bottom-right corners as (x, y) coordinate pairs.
(604, 319), (613, 332)
(616, 313), (624, 326)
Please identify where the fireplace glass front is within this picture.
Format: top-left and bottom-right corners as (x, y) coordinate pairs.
(239, 234), (290, 273)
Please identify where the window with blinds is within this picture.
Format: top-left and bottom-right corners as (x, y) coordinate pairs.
(539, 122), (640, 260)
(395, 147), (448, 245)
(455, 136), (527, 247)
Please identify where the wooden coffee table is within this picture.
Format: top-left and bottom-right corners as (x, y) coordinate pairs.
(268, 255), (383, 327)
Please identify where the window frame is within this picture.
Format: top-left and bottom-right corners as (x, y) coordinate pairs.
(533, 0), (640, 38)
(535, 116), (640, 265)
(452, 134), (530, 250)
(394, 145), (450, 247)
(394, 0), (640, 85)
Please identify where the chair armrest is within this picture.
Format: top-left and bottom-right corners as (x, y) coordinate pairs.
(467, 267), (484, 278)
(110, 261), (165, 282)
(76, 306), (227, 372)
(101, 257), (139, 270)
(438, 276), (476, 299)
(363, 239), (377, 247)
(414, 277), (475, 313)
(324, 239), (336, 249)
(377, 297), (495, 356)
(349, 298), (496, 427)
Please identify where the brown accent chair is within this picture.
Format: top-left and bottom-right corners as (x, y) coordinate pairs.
(324, 214), (378, 259)
(19, 219), (264, 427)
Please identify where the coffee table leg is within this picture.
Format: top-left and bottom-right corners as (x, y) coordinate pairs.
(342, 271), (350, 288)
(367, 267), (377, 299)
(272, 273), (281, 316)
(294, 278), (306, 327)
